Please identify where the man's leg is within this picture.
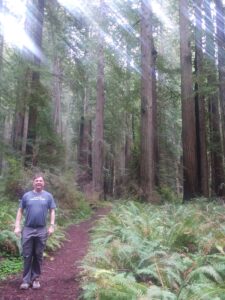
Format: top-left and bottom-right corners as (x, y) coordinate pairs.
(31, 227), (48, 283)
(21, 227), (35, 285)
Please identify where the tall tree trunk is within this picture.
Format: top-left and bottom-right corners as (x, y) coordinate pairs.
(179, 0), (198, 200)
(140, 0), (156, 202)
(0, 0), (4, 174)
(50, 0), (63, 136)
(152, 43), (158, 187)
(204, 0), (225, 196)
(77, 24), (92, 187)
(216, 0), (225, 156)
(26, 0), (45, 166)
(52, 54), (62, 135)
(124, 45), (133, 176)
(78, 86), (92, 184)
(194, 0), (209, 197)
(92, 0), (105, 200)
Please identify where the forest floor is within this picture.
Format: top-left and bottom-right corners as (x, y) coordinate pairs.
(0, 206), (111, 300)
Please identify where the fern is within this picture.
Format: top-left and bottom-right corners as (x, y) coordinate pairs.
(82, 270), (147, 300)
(81, 200), (225, 300)
(0, 230), (21, 255)
(146, 285), (177, 300)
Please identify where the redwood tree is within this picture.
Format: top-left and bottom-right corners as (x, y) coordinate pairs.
(194, 0), (209, 197)
(92, 0), (105, 200)
(179, 0), (198, 200)
(204, 0), (225, 196)
(140, 0), (156, 202)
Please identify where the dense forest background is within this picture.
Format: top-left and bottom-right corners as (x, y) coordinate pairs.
(0, 0), (225, 203)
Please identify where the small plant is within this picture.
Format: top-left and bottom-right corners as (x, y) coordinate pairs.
(45, 226), (66, 252)
(0, 230), (21, 255)
(0, 257), (23, 280)
(158, 185), (182, 204)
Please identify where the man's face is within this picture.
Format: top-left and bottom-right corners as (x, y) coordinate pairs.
(33, 176), (45, 192)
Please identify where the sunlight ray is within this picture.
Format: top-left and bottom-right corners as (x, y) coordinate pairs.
(1, 0), (44, 61)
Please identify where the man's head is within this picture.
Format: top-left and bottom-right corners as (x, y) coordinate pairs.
(33, 174), (45, 192)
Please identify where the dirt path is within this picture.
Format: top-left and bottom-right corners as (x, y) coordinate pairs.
(0, 207), (110, 300)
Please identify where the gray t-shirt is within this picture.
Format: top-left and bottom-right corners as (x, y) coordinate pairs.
(19, 190), (56, 228)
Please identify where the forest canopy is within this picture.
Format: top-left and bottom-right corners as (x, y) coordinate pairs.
(0, 0), (224, 202)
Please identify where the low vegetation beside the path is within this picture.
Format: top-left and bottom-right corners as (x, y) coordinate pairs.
(81, 199), (225, 300)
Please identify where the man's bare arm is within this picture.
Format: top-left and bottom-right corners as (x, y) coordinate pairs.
(48, 209), (56, 235)
(14, 208), (23, 236)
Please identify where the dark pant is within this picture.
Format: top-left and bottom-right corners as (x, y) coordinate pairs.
(21, 226), (48, 284)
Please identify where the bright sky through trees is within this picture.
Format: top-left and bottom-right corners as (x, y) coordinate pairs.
(0, 0), (26, 48)
(0, 0), (173, 52)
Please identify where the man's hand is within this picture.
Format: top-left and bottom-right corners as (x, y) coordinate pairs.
(48, 224), (55, 235)
(14, 225), (21, 237)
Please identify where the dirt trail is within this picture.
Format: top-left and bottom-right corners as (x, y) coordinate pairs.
(0, 207), (110, 300)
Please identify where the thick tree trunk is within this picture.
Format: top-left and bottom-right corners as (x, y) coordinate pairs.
(92, 0), (105, 200)
(179, 0), (198, 200)
(26, 0), (45, 166)
(194, 0), (209, 197)
(216, 0), (225, 157)
(0, 0), (4, 173)
(140, 0), (156, 202)
(204, 0), (225, 197)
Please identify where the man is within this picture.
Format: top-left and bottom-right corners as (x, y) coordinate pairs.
(14, 174), (56, 290)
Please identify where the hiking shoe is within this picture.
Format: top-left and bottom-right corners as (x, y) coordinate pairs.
(32, 279), (41, 289)
(20, 282), (30, 290)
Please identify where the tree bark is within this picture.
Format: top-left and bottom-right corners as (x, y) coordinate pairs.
(26, 0), (45, 166)
(194, 0), (209, 197)
(216, 0), (225, 157)
(140, 0), (156, 202)
(204, 0), (225, 196)
(92, 0), (105, 200)
(179, 0), (198, 200)
(52, 54), (62, 136)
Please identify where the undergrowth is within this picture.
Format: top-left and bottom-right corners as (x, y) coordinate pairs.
(0, 256), (23, 280)
(81, 199), (225, 300)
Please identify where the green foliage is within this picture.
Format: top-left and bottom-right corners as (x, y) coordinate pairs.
(0, 230), (21, 255)
(3, 157), (29, 200)
(0, 257), (23, 280)
(45, 226), (66, 252)
(81, 200), (225, 300)
(0, 200), (18, 231)
(42, 171), (91, 224)
(158, 186), (182, 204)
(82, 270), (147, 300)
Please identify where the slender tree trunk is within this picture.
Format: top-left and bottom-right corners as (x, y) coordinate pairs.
(113, 135), (126, 197)
(92, 0), (105, 200)
(52, 55), (62, 136)
(152, 43), (158, 187)
(78, 86), (92, 184)
(194, 0), (209, 197)
(179, 0), (198, 200)
(140, 0), (156, 202)
(124, 45), (133, 176)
